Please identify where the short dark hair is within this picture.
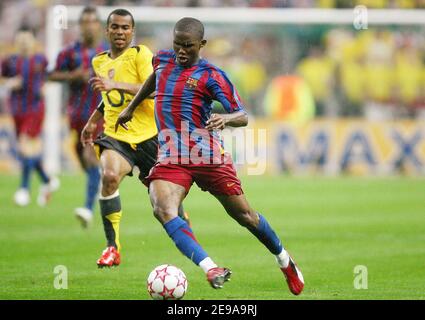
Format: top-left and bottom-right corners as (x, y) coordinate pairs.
(174, 17), (204, 40)
(106, 9), (135, 28)
(79, 6), (100, 23)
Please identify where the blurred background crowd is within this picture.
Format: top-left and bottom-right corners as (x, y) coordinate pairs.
(0, 0), (424, 121)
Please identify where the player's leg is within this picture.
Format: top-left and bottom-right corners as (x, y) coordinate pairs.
(15, 113), (58, 206)
(215, 193), (304, 295)
(136, 135), (191, 226)
(177, 205), (191, 228)
(14, 131), (58, 206)
(149, 177), (231, 289)
(12, 115), (33, 206)
(28, 135), (60, 206)
(96, 148), (131, 267)
(82, 144), (100, 210)
(14, 133), (34, 206)
(33, 145), (60, 207)
(74, 137), (101, 228)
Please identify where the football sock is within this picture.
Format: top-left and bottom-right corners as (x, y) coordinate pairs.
(247, 213), (283, 255)
(33, 156), (50, 184)
(276, 249), (290, 268)
(20, 157), (34, 189)
(199, 257), (218, 273)
(85, 166), (100, 212)
(99, 190), (122, 251)
(163, 216), (208, 266)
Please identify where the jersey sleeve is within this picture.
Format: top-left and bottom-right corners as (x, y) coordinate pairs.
(152, 53), (160, 72)
(136, 45), (154, 83)
(1, 58), (11, 77)
(206, 69), (246, 114)
(54, 47), (71, 71)
(91, 56), (100, 75)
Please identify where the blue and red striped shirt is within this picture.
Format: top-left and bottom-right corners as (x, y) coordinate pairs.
(1, 54), (47, 116)
(54, 41), (108, 130)
(153, 50), (246, 164)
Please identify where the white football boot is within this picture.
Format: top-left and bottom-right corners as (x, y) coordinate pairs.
(37, 176), (60, 207)
(74, 207), (93, 228)
(14, 188), (30, 206)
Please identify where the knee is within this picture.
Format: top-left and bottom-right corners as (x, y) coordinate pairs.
(102, 170), (120, 195)
(233, 209), (259, 229)
(152, 204), (175, 224)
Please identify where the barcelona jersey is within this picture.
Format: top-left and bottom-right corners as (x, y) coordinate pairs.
(153, 50), (245, 164)
(92, 45), (157, 145)
(54, 41), (108, 130)
(1, 54), (47, 116)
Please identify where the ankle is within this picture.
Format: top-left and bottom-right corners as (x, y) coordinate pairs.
(276, 249), (290, 268)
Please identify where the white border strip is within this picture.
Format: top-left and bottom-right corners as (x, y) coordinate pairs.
(62, 7), (425, 25)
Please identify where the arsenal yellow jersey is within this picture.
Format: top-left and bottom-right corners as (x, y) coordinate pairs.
(92, 45), (157, 144)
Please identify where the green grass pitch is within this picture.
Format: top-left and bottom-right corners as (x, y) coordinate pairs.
(1, 173), (424, 300)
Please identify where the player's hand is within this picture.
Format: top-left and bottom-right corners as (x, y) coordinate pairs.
(81, 122), (98, 147)
(70, 68), (90, 82)
(5, 76), (23, 90)
(205, 113), (227, 131)
(89, 76), (116, 92)
(114, 107), (133, 132)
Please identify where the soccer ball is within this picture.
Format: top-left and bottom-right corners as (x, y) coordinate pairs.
(147, 264), (188, 300)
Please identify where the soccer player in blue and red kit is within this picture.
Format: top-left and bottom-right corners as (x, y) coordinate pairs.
(1, 27), (59, 206)
(116, 17), (304, 295)
(49, 6), (108, 228)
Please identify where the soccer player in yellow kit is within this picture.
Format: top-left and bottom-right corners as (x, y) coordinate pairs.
(81, 9), (188, 268)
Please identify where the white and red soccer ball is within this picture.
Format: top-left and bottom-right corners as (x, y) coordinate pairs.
(147, 264), (188, 300)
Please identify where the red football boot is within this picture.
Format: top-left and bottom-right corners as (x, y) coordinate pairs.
(206, 267), (232, 289)
(97, 246), (120, 268)
(280, 256), (304, 295)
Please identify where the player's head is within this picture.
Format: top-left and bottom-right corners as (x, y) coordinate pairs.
(15, 26), (36, 55)
(79, 6), (101, 45)
(173, 17), (206, 67)
(106, 9), (135, 52)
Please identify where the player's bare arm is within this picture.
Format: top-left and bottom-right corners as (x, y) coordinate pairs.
(49, 67), (90, 82)
(89, 75), (143, 95)
(0, 75), (23, 90)
(114, 72), (156, 132)
(205, 111), (248, 131)
(81, 103), (104, 147)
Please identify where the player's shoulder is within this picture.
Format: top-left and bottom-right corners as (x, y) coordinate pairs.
(2, 54), (16, 64)
(131, 44), (154, 59)
(92, 50), (109, 64)
(153, 49), (175, 65)
(94, 50), (109, 58)
(33, 53), (48, 63)
(132, 44), (152, 53)
(199, 59), (226, 77)
(155, 49), (175, 59)
(33, 52), (47, 59)
(60, 41), (80, 55)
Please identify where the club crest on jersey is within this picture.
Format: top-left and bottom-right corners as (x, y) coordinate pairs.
(185, 77), (198, 90)
(108, 68), (115, 79)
